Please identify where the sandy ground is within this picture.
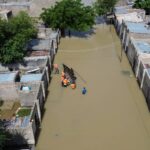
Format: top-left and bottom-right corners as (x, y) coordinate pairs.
(36, 25), (150, 150)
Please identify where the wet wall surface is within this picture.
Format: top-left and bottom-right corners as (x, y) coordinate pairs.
(36, 25), (150, 150)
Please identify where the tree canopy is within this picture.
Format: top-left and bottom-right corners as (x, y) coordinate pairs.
(94, 0), (118, 15)
(0, 129), (7, 150)
(0, 11), (37, 64)
(40, 0), (95, 35)
(133, 0), (150, 14)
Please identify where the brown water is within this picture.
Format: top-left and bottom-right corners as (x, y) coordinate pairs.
(36, 25), (150, 150)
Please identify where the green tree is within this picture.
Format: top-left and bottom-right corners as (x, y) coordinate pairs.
(0, 11), (37, 64)
(0, 128), (29, 150)
(0, 129), (7, 150)
(95, 0), (118, 15)
(133, 0), (150, 14)
(40, 0), (95, 36)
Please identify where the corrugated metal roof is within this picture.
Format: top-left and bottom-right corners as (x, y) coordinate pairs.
(0, 72), (17, 83)
(126, 22), (150, 34)
(20, 74), (42, 82)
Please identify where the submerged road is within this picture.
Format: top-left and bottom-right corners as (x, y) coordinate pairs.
(36, 25), (150, 150)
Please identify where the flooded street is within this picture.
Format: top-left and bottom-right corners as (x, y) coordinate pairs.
(36, 25), (150, 150)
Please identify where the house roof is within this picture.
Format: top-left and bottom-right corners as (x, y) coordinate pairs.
(0, 83), (19, 100)
(27, 50), (50, 57)
(0, 72), (18, 83)
(116, 12), (143, 25)
(125, 22), (150, 34)
(115, 6), (129, 14)
(132, 38), (150, 55)
(115, 6), (144, 14)
(27, 39), (50, 51)
(20, 74), (43, 82)
(134, 41), (150, 53)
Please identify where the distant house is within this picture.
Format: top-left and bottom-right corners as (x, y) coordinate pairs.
(114, 6), (144, 33)
(0, 57), (50, 93)
(38, 27), (60, 50)
(0, 56), (52, 78)
(23, 56), (52, 77)
(20, 70), (49, 95)
(127, 38), (150, 74)
(124, 37), (150, 111)
(17, 82), (45, 120)
(121, 21), (150, 51)
(0, 81), (45, 148)
(27, 39), (55, 61)
(27, 28), (60, 61)
(0, 81), (45, 121)
(0, 100), (40, 150)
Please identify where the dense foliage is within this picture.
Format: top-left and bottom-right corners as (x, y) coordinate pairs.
(0, 129), (6, 150)
(95, 0), (118, 15)
(0, 11), (37, 64)
(40, 0), (95, 36)
(133, 0), (150, 14)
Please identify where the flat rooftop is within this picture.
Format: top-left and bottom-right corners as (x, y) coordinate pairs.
(23, 56), (48, 67)
(37, 27), (59, 39)
(0, 83), (19, 100)
(115, 6), (144, 14)
(125, 22), (150, 34)
(20, 73), (43, 82)
(116, 12), (143, 24)
(133, 40), (150, 54)
(0, 56), (50, 72)
(27, 39), (50, 51)
(0, 72), (18, 83)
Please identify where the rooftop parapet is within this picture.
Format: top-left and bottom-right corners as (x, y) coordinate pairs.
(0, 9), (12, 20)
(0, 56), (51, 72)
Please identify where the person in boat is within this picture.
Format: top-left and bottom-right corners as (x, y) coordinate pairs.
(62, 78), (69, 87)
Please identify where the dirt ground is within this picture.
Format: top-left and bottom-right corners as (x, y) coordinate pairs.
(36, 24), (150, 150)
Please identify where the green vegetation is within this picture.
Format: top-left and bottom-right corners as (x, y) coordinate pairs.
(0, 99), (3, 107)
(40, 0), (95, 36)
(17, 108), (31, 117)
(94, 0), (118, 15)
(0, 128), (28, 150)
(0, 129), (7, 150)
(0, 11), (37, 64)
(133, 0), (150, 14)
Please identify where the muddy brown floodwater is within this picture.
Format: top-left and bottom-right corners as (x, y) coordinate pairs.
(36, 25), (150, 150)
